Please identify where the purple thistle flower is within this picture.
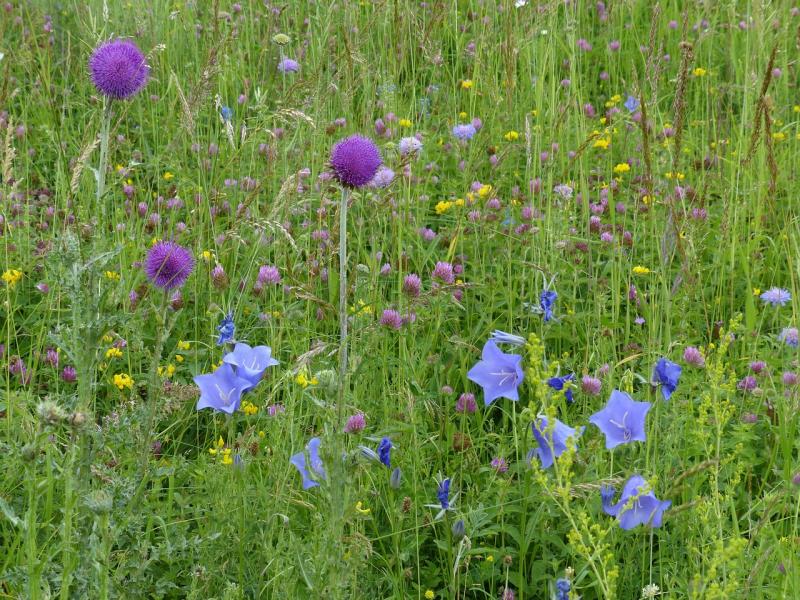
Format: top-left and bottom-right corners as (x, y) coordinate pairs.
(760, 287), (791, 307)
(277, 58), (300, 73)
(589, 390), (652, 449)
(144, 241), (194, 290)
(89, 39), (149, 100)
(194, 363), (252, 414)
(290, 437), (326, 489)
(529, 416), (583, 469)
(467, 340), (524, 405)
(222, 342), (279, 387)
(377, 437), (393, 468)
(652, 357), (681, 400)
(344, 413), (366, 433)
(601, 475), (671, 530)
(330, 135), (382, 188)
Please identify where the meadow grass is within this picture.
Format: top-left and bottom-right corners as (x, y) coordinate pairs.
(1, 1), (800, 598)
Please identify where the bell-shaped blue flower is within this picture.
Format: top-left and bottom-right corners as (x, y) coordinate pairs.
(194, 363), (252, 414)
(589, 390), (651, 449)
(652, 358), (681, 400)
(223, 342), (279, 387)
(216, 312), (235, 346)
(290, 437), (326, 489)
(601, 475), (670, 529)
(529, 416), (583, 469)
(540, 289), (557, 322)
(377, 437), (393, 468)
(467, 340), (525, 406)
(547, 373), (575, 403)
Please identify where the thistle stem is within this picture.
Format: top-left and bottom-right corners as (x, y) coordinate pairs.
(96, 99), (112, 223)
(338, 187), (349, 427)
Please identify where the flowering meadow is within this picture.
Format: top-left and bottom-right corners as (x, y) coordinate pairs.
(2, 1), (800, 598)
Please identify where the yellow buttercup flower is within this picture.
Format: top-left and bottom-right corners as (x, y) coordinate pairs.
(435, 200), (454, 215)
(163, 171), (174, 181)
(478, 184), (492, 199)
(632, 266), (651, 275)
(424, 591), (435, 600)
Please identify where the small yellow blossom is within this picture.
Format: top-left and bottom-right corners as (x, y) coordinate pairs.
(424, 591), (435, 600)
(504, 130), (519, 142)
(2, 269), (23, 288)
(593, 137), (611, 149)
(530, 109), (538, 117)
(355, 501), (371, 515)
(112, 373), (134, 390)
(201, 250), (214, 262)
(632, 266), (651, 275)
(398, 118), (412, 128)
(752, 288), (761, 296)
(104, 271), (120, 281)
(105, 347), (123, 360)
(102, 334), (113, 344)
(208, 447), (218, 456)
(458, 111), (468, 120)
(486, 555), (494, 563)
(435, 200), (454, 214)
(295, 372), (319, 388)
(613, 162), (630, 174)
(460, 80), (473, 90)
(163, 171), (174, 181)
(177, 340), (191, 351)
(664, 171), (685, 180)
(241, 400), (258, 416)
(221, 453), (233, 466)
(478, 184), (492, 199)
(693, 67), (707, 77)
(157, 363), (176, 378)
(772, 131), (787, 141)
(258, 431), (265, 438)
(217, 437), (225, 448)
(175, 354), (184, 363)
(454, 198), (465, 207)
(642, 195), (652, 205)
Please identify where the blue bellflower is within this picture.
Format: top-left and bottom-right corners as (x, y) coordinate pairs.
(540, 289), (557, 322)
(437, 478), (451, 509)
(652, 357), (681, 400)
(489, 330), (527, 346)
(601, 475), (671, 530)
(589, 390), (652, 449)
(467, 340), (525, 405)
(529, 416), (583, 469)
(290, 437), (326, 489)
(216, 312), (235, 346)
(222, 342), (279, 386)
(377, 437), (393, 468)
(194, 363), (253, 414)
(220, 106), (233, 121)
(547, 373), (575, 403)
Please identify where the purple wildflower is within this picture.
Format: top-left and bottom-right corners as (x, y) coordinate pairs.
(432, 261), (455, 284)
(380, 309), (403, 329)
(529, 416), (583, 469)
(277, 58), (300, 73)
(344, 413), (366, 433)
(89, 39), (149, 99)
(290, 437), (326, 489)
(467, 340), (524, 405)
(683, 346), (705, 367)
(760, 287), (791, 306)
(491, 456), (509, 473)
(581, 375), (602, 396)
(452, 123), (477, 141)
(144, 241), (194, 290)
(779, 327), (798, 348)
(455, 392), (477, 413)
(330, 135), (382, 188)
(589, 390), (652, 449)
(601, 475), (671, 530)
(402, 273), (421, 297)
(652, 358), (681, 400)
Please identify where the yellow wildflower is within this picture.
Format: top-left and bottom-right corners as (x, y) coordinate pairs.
(460, 80), (473, 90)
(175, 354), (184, 363)
(632, 266), (651, 275)
(454, 198), (465, 207)
(504, 130), (519, 142)
(458, 111), (468, 120)
(613, 163), (630, 174)
(105, 347), (123, 360)
(355, 501), (371, 515)
(157, 363), (176, 378)
(2, 269), (23, 288)
(693, 67), (707, 77)
(295, 372), (318, 388)
(177, 340), (191, 351)
(112, 373), (134, 390)
(478, 184), (492, 199)
(398, 118), (412, 128)
(486, 555), (494, 563)
(241, 400), (258, 416)
(201, 250), (214, 262)
(435, 200), (453, 215)
(593, 137), (611, 149)
(424, 591), (435, 600)
(752, 288), (761, 296)
(104, 271), (120, 281)
(772, 131), (786, 141)
(163, 171), (174, 181)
